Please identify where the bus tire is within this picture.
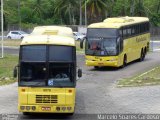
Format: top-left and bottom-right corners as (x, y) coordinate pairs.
(143, 47), (147, 59)
(139, 49), (144, 62)
(122, 55), (127, 68)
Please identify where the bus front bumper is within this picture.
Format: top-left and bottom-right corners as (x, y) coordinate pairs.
(86, 60), (119, 67)
(18, 104), (75, 113)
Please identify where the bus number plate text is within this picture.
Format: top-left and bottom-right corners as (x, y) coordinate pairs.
(41, 107), (51, 111)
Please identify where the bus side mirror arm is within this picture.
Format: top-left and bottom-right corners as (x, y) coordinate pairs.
(78, 69), (82, 78)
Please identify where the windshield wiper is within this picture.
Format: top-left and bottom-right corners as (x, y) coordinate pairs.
(104, 49), (109, 55)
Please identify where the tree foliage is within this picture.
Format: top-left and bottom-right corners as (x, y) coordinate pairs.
(2, 0), (160, 29)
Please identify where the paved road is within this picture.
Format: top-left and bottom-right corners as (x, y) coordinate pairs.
(150, 41), (160, 51)
(0, 48), (160, 120)
(0, 46), (19, 55)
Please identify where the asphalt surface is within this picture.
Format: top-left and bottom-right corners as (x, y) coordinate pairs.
(0, 48), (160, 120)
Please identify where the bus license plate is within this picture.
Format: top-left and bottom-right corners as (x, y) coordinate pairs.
(41, 107), (51, 111)
(98, 63), (104, 65)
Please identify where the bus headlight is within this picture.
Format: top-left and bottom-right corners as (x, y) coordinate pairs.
(56, 107), (60, 111)
(67, 107), (72, 111)
(62, 107), (66, 111)
(26, 106), (30, 111)
(32, 106), (36, 111)
(20, 106), (25, 110)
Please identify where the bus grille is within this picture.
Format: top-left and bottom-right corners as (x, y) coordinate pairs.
(36, 95), (58, 103)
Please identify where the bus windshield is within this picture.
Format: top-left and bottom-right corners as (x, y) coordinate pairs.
(20, 45), (75, 87)
(87, 28), (118, 38)
(86, 38), (118, 56)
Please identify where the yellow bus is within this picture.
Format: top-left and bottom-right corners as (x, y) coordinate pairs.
(13, 26), (82, 115)
(81, 16), (150, 68)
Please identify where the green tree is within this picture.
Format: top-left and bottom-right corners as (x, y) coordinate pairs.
(83, 0), (108, 23)
(54, 0), (79, 25)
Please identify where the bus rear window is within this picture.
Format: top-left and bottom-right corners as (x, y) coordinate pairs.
(21, 45), (74, 62)
(21, 46), (46, 62)
(49, 46), (73, 62)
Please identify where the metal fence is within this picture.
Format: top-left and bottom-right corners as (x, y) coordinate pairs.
(2, 24), (160, 40)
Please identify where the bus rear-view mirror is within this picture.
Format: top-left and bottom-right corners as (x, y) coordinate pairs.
(13, 66), (18, 78)
(78, 69), (82, 78)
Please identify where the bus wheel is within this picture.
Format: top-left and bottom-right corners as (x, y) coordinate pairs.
(122, 55), (127, 68)
(143, 48), (147, 59)
(94, 66), (99, 69)
(139, 49), (144, 62)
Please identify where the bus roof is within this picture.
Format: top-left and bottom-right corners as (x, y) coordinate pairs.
(31, 26), (73, 38)
(21, 26), (75, 46)
(21, 35), (75, 46)
(88, 16), (149, 28)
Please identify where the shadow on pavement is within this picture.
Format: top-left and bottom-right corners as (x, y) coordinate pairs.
(19, 113), (96, 120)
(89, 58), (151, 72)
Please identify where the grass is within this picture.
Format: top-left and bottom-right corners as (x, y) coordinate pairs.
(3, 39), (84, 53)
(0, 54), (18, 86)
(117, 66), (160, 87)
(4, 39), (21, 47)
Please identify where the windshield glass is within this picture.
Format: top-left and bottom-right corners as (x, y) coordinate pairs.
(20, 45), (75, 87)
(49, 46), (73, 62)
(86, 38), (117, 56)
(48, 63), (74, 87)
(21, 46), (46, 62)
(20, 63), (46, 86)
(87, 28), (118, 38)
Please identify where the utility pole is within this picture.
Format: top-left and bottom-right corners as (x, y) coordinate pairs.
(1, 0), (4, 58)
(18, 0), (21, 30)
(85, 0), (87, 26)
(79, 0), (82, 25)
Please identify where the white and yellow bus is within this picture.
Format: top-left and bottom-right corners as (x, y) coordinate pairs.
(81, 16), (150, 68)
(14, 26), (82, 115)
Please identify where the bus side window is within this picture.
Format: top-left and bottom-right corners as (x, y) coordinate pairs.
(131, 26), (135, 36)
(146, 22), (150, 32)
(144, 22), (148, 32)
(120, 37), (123, 52)
(135, 25), (139, 35)
(119, 28), (123, 38)
(127, 27), (131, 37)
(123, 28), (127, 38)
